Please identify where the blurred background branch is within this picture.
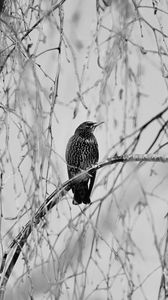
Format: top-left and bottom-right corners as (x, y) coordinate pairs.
(0, 0), (168, 299)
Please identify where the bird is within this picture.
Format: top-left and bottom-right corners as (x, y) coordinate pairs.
(65, 121), (103, 205)
(0, 0), (5, 13)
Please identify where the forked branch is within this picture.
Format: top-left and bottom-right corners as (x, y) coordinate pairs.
(0, 153), (168, 299)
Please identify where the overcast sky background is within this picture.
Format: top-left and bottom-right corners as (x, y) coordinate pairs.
(1, 1), (168, 299)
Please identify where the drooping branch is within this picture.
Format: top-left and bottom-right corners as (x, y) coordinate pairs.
(0, 153), (168, 299)
(0, 0), (67, 73)
(158, 217), (168, 300)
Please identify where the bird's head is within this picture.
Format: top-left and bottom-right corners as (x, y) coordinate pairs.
(75, 121), (103, 137)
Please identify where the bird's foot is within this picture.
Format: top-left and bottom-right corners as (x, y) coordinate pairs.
(72, 198), (82, 205)
(83, 198), (91, 205)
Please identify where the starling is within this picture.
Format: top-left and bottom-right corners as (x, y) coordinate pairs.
(65, 121), (103, 205)
(0, 0), (5, 14)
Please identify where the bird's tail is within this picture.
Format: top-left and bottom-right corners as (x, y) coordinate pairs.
(72, 183), (91, 205)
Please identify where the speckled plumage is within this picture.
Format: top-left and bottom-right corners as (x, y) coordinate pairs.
(65, 121), (101, 205)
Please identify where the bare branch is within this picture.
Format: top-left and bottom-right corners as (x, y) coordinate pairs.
(0, 153), (168, 298)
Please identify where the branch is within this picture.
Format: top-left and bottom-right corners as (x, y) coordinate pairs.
(0, 0), (67, 72)
(0, 153), (168, 299)
(158, 217), (168, 300)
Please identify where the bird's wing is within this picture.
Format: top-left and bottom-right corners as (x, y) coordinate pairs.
(88, 171), (96, 197)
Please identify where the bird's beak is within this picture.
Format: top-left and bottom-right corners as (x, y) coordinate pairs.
(93, 121), (104, 129)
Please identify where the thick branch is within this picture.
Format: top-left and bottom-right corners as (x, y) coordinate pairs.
(0, 153), (168, 299)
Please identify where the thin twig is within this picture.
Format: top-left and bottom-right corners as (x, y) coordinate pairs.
(0, 153), (168, 298)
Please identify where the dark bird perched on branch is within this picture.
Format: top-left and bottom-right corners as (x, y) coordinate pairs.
(65, 121), (103, 205)
(0, 0), (5, 13)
